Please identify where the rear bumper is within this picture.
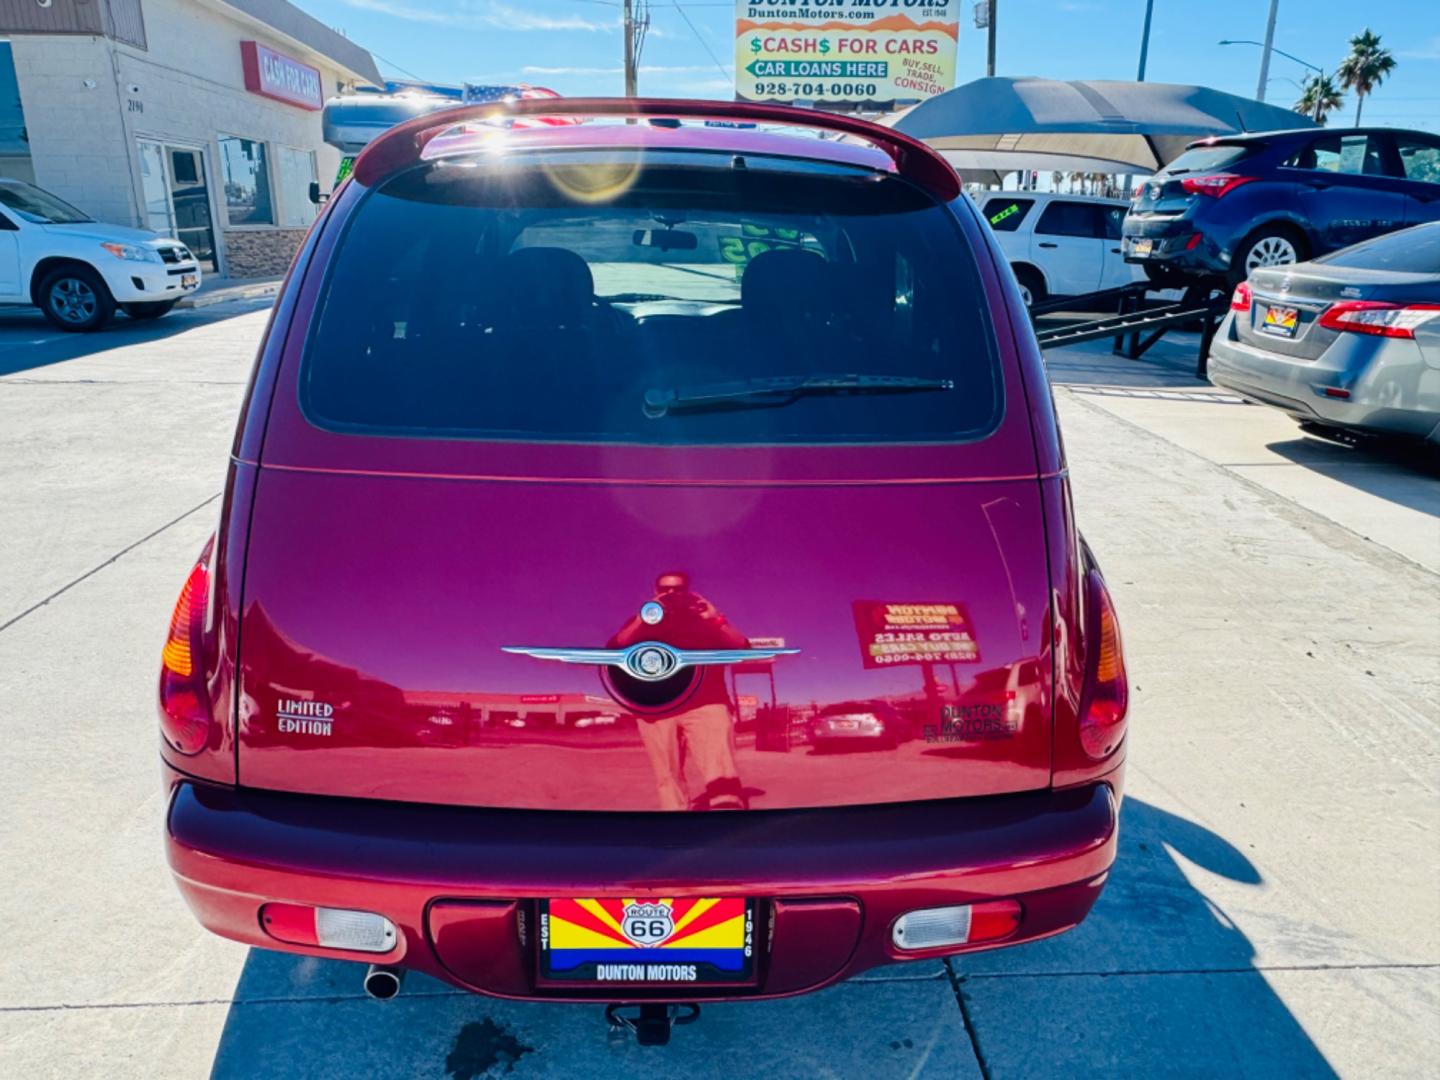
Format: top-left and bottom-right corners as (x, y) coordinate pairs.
(1208, 318), (1440, 438)
(1122, 213), (1240, 277)
(166, 771), (1121, 1002)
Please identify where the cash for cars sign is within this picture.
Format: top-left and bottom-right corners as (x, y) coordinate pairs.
(735, 1), (958, 108)
(852, 600), (980, 668)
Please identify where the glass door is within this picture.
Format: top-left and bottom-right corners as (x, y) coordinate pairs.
(166, 147), (218, 273)
(134, 140), (220, 274)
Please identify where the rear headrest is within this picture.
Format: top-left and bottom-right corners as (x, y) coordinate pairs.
(496, 247), (596, 329)
(741, 249), (830, 317)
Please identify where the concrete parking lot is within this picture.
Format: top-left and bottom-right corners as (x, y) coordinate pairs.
(1, 303), (1436, 1078)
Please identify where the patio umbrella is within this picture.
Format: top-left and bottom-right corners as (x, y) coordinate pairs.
(887, 77), (1315, 176)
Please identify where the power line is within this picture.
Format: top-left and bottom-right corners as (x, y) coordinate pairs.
(669, 0), (732, 84)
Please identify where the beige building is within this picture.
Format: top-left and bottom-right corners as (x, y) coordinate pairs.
(0, 0), (381, 277)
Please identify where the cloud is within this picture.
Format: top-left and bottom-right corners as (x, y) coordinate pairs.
(337, 0), (613, 33)
(1397, 36), (1440, 60)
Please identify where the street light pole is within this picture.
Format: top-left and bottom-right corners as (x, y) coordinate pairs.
(1219, 39), (1322, 118)
(1256, 0), (1279, 101)
(1136, 0), (1154, 81)
(986, 0), (998, 78)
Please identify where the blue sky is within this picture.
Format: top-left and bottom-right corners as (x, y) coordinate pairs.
(304, 0), (1440, 131)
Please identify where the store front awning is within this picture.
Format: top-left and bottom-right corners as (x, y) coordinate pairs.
(886, 77), (1316, 176)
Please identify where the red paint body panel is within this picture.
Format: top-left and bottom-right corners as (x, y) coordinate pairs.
(237, 471), (1054, 810)
(162, 110), (1127, 1000)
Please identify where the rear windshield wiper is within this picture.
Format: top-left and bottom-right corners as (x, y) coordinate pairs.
(643, 373), (955, 419)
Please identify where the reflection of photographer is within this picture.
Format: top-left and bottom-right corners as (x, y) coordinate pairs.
(612, 572), (747, 810)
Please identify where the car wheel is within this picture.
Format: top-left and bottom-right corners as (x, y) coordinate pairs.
(1012, 265), (1046, 308)
(1232, 228), (1306, 286)
(38, 265), (115, 332)
(122, 301), (178, 321)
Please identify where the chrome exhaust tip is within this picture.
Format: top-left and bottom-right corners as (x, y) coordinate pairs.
(363, 963), (404, 1000)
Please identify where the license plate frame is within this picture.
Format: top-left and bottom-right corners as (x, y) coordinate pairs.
(1130, 238), (1153, 258)
(180, 274), (198, 290)
(1260, 304), (1299, 338)
(537, 897), (757, 988)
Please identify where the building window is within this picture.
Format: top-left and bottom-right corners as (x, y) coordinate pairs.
(219, 136), (273, 225)
(276, 146), (318, 228)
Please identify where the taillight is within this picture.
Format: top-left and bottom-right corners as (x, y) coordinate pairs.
(159, 545), (214, 754)
(1079, 572), (1128, 760)
(1230, 281), (1252, 312)
(1180, 173), (1257, 198)
(1316, 301), (1440, 339)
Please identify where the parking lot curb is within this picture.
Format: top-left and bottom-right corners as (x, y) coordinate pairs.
(179, 280), (282, 309)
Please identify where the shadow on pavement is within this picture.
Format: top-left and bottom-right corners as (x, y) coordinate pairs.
(203, 799), (1334, 1079)
(957, 798), (1339, 1078)
(0, 301), (269, 377)
(209, 948), (973, 1078)
(1263, 433), (1440, 518)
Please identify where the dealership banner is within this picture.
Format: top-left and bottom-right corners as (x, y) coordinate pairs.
(852, 600), (980, 668)
(734, 1), (958, 108)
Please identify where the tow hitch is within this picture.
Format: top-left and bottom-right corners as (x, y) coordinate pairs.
(605, 1002), (700, 1046)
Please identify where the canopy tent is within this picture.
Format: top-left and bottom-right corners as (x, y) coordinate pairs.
(886, 77), (1315, 179)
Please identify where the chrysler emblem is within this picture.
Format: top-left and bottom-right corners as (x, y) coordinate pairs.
(502, 641), (800, 683)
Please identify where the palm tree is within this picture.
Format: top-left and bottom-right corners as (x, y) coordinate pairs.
(1294, 74), (1344, 125)
(1336, 29), (1396, 126)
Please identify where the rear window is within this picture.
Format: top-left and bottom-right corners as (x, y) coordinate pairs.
(1314, 223), (1440, 273)
(301, 154), (1001, 445)
(1164, 142), (1257, 175)
(981, 196), (1033, 231)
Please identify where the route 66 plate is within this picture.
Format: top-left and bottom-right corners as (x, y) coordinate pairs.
(538, 897), (755, 985)
(1262, 304), (1299, 337)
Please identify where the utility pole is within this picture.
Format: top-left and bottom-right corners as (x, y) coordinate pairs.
(986, 0), (998, 78)
(623, 0), (636, 97)
(1136, 0), (1154, 81)
(1256, 0), (1279, 101)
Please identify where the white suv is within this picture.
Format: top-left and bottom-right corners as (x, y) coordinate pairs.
(0, 179), (202, 332)
(978, 191), (1143, 306)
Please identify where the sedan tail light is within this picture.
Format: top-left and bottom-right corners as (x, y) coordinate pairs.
(1230, 281), (1252, 312)
(1180, 173), (1258, 198)
(159, 542), (215, 754)
(1079, 571), (1128, 760)
(1316, 301), (1440, 339)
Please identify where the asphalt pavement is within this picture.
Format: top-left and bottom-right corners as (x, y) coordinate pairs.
(0, 302), (1436, 1078)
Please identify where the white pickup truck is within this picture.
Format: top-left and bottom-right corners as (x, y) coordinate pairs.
(0, 178), (202, 332)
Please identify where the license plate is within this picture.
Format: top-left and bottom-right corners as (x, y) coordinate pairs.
(538, 898), (755, 985)
(181, 274), (197, 289)
(831, 718), (860, 731)
(1261, 304), (1299, 338)
(1130, 238), (1153, 258)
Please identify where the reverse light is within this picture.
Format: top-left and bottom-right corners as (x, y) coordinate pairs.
(892, 900), (1022, 950)
(1180, 173), (1258, 198)
(261, 903), (398, 953)
(1317, 301), (1440, 339)
(158, 548), (213, 754)
(1231, 281), (1253, 312)
(100, 241), (159, 263)
(1079, 572), (1128, 760)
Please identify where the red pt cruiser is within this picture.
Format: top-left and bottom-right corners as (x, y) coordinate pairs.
(159, 99), (1128, 1043)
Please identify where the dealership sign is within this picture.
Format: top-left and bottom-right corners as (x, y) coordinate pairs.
(852, 600), (979, 668)
(241, 42), (324, 111)
(734, 1), (958, 108)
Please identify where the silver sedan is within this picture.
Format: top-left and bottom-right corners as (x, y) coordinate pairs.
(1207, 222), (1440, 445)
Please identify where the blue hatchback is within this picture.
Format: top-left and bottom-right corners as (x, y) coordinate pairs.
(1122, 127), (1440, 287)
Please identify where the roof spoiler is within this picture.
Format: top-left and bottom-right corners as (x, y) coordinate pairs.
(351, 97), (961, 201)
